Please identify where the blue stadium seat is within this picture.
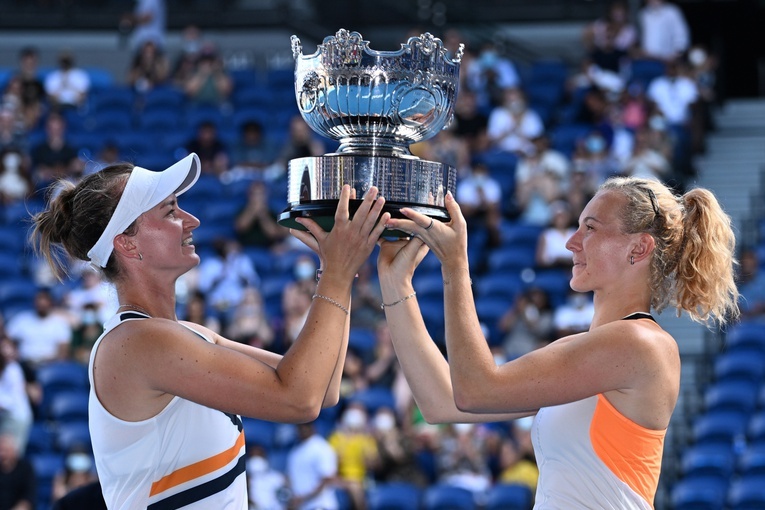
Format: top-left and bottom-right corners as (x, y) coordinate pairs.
(137, 106), (183, 132)
(628, 59), (666, 87)
(348, 387), (396, 415)
(680, 443), (736, 481)
(30, 452), (66, 509)
(25, 421), (56, 455)
(55, 420), (92, 453)
(87, 86), (134, 113)
(484, 483), (533, 510)
(738, 444), (765, 477)
(422, 484), (476, 510)
(242, 417), (277, 450)
(703, 380), (759, 415)
(412, 272), (446, 300)
(349, 327), (377, 362)
(36, 361), (89, 395)
(475, 272), (524, 301)
(670, 475), (728, 510)
(727, 475), (765, 509)
(549, 123), (593, 157)
(692, 410), (749, 446)
(48, 390), (90, 423)
(141, 86), (186, 111)
(714, 349), (765, 384)
(527, 59), (569, 86)
(368, 482), (423, 510)
(724, 321), (765, 352)
(487, 246), (537, 272)
(498, 221), (543, 247)
(748, 411), (765, 445)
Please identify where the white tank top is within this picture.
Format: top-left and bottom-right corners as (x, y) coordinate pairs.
(88, 311), (248, 510)
(532, 394), (664, 509)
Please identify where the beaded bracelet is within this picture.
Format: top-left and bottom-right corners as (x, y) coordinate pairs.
(380, 291), (417, 309)
(312, 294), (349, 315)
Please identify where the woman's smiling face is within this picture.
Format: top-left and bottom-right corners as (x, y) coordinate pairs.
(133, 194), (201, 273)
(565, 191), (633, 293)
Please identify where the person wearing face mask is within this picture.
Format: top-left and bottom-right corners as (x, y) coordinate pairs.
(246, 443), (288, 510)
(70, 303), (106, 364)
(0, 147), (32, 205)
(486, 87), (544, 155)
(52, 447), (99, 503)
(329, 402), (379, 510)
(370, 407), (428, 487)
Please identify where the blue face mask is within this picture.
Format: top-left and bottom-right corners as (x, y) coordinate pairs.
(585, 136), (606, 154)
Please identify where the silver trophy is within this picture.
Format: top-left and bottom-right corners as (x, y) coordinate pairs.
(277, 29), (464, 237)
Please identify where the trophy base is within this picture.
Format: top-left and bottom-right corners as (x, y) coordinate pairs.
(278, 200), (449, 238)
(277, 154), (457, 239)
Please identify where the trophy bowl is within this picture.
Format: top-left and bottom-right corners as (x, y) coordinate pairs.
(277, 29), (463, 237)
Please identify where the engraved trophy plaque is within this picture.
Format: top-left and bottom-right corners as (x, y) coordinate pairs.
(277, 29), (464, 237)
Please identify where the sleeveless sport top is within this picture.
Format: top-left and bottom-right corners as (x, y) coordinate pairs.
(88, 311), (248, 510)
(531, 312), (665, 509)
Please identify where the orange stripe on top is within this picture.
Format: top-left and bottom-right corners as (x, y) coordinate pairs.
(150, 430), (245, 497)
(590, 394), (665, 508)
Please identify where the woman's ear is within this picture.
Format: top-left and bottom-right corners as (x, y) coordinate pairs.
(113, 233), (141, 262)
(630, 232), (656, 265)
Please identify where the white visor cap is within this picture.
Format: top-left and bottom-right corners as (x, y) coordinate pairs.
(87, 153), (201, 268)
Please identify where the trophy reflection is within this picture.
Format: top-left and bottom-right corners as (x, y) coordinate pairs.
(277, 29), (464, 237)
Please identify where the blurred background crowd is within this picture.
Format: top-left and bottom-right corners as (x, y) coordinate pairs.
(0, 0), (764, 509)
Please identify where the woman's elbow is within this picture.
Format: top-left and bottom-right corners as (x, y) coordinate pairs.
(453, 388), (485, 414)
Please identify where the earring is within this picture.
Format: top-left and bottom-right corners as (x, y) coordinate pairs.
(138, 253), (143, 261)
(630, 256), (634, 265)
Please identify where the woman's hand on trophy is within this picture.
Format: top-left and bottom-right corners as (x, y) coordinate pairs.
(384, 191), (468, 268)
(294, 184), (388, 283)
(377, 235), (430, 285)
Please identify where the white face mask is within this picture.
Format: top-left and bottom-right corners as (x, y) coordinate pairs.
(453, 422), (474, 435)
(66, 453), (92, 472)
(374, 412), (396, 431)
(247, 455), (269, 475)
(294, 261), (315, 281)
(342, 408), (367, 429)
(689, 48), (707, 67)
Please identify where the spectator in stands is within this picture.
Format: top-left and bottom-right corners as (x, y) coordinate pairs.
(69, 302), (104, 365)
(370, 406), (427, 486)
(515, 134), (570, 223)
(497, 437), (539, 493)
(638, 0), (690, 62)
(273, 116), (326, 181)
(465, 42), (520, 114)
(182, 44), (233, 108)
(0, 147), (33, 205)
(498, 287), (555, 360)
(127, 40), (169, 94)
(621, 127), (671, 181)
(0, 338), (33, 454)
(686, 43), (718, 154)
(0, 336), (42, 423)
(13, 46), (46, 130)
(64, 265), (119, 326)
(536, 200), (577, 269)
(51, 480), (106, 510)
(582, 0), (638, 56)
(0, 431), (36, 510)
(340, 349), (369, 399)
(456, 163), (502, 247)
(411, 122), (472, 178)
(570, 129), (621, 190)
(646, 58), (698, 129)
(0, 104), (29, 158)
(452, 89), (490, 156)
(120, 0), (166, 52)
(280, 279), (314, 351)
(377, 175), (739, 508)
(364, 321), (399, 389)
(436, 423), (492, 494)
(233, 180), (289, 249)
(83, 140), (121, 176)
(329, 402), (379, 510)
(30, 112), (80, 186)
(225, 286), (275, 349)
(30, 153), (388, 509)
(196, 237), (259, 326)
(486, 87), (544, 155)
(185, 120), (229, 176)
(246, 443), (288, 510)
(348, 260), (384, 331)
(180, 289), (221, 333)
(286, 421), (339, 510)
(553, 290), (596, 337)
(736, 247), (765, 321)
(171, 25), (204, 84)
(52, 447), (99, 503)
(229, 120), (279, 174)
(6, 288), (72, 368)
(44, 51), (90, 112)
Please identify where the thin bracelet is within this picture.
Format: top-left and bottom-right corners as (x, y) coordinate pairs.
(312, 294), (350, 315)
(443, 268), (472, 285)
(380, 291), (417, 309)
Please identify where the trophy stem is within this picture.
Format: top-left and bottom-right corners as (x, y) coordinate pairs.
(335, 135), (415, 159)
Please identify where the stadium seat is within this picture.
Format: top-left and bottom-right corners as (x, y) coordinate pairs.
(748, 411), (765, 445)
(692, 410), (749, 446)
(680, 443), (736, 480)
(724, 321), (765, 352)
(30, 452), (66, 508)
(48, 390), (90, 423)
(349, 327), (377, 362)
(412, 272), (446, 300)
(727, 475), (765, 509)
(422, 484), (477, 510)
(242, 417), (276, 450)
(484, 483), (534, 510)
(670, 475), (728, 510)
(713, 349), (765, 384)
(475, 272), (524, 301)
(487, 246), (537, 272)
(141, 86), (186, 111)
(25, 421), (56, 455)
(703, 380), (759, 415)
(498, 221), (543, 247)
(348, 387), (396, 415)
(55, 420), (92, 453)
(37, 361), (89, 395)
(738, 444), (765, 477)
(368, 481), (423, 510)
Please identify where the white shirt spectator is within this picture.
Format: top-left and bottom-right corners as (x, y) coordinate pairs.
(247, 454), (287, 510)
(0, 359), (33, 452)
(639, 0), (690, 61)
(553, 293), (595, 335)
(647, 75), (698, 124)
(456, 171), (502, 209)
(130, 0), (166, 51)
(286, 432), (339, 510)
(7, 309), (72, 365)
(487, 105), (545, 154)
(197, 241), (260, 310)
(44, 59), (90, 109)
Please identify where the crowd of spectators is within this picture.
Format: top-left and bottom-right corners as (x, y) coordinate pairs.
(0, 2), (762, 509)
